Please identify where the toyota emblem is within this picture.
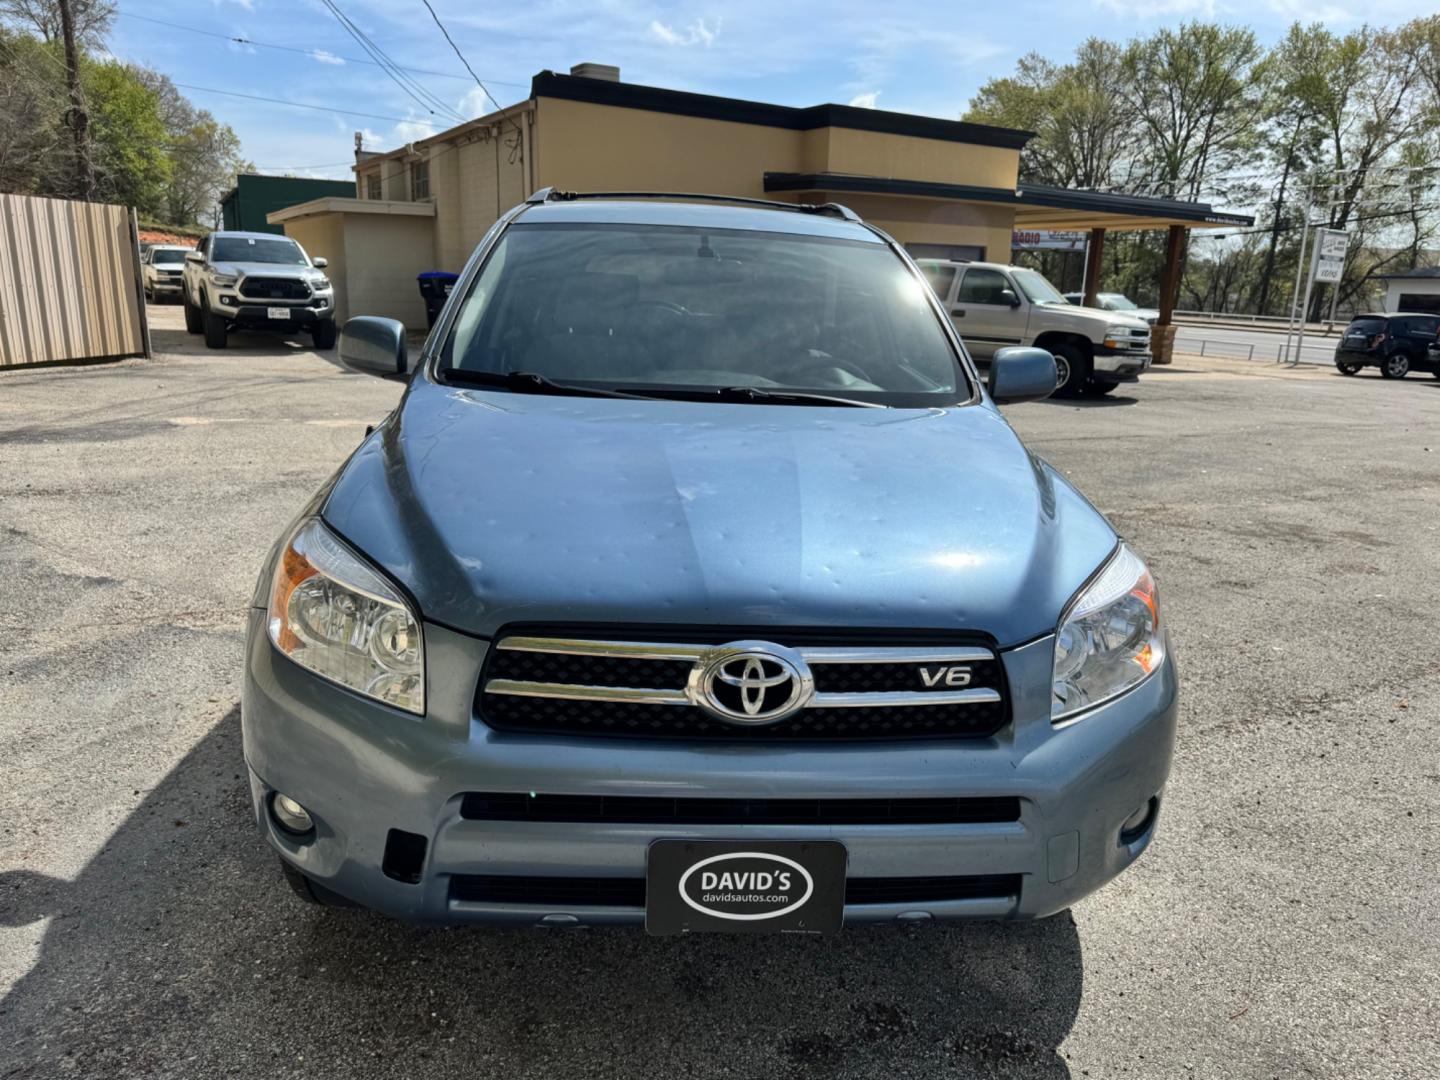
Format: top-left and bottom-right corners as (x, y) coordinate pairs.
(688, 642), (814, 725)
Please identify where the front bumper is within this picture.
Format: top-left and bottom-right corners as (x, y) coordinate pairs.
(1093, 349), (1152, 379)
(148, 278), (183, 294)
(241, 613), (1179, 927)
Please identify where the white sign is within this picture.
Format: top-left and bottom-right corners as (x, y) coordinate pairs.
(1012, 229), (1087, 251)
(1313, 229), (1349, 284)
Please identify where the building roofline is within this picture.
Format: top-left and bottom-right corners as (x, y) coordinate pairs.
(1376, 267), (1440, 279)
(530, 71), (1035, 150)
(763, 172), (1255, 228)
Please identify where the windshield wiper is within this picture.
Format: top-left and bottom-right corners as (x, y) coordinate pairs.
(709, 386), (884, 408)
(441, 369), (658, 400)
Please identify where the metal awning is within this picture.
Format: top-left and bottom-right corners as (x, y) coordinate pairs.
(763, 173), (1253, 231)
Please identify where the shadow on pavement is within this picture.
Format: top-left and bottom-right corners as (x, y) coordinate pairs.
(1038, 393), (1138, 409)
(1, 710), (1083, 1079)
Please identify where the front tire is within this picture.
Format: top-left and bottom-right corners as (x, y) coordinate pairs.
(278, 859), (357, 908)
(310, 319), (337, 350)
(1336, 361), (1362, 376)
(1048, 342), (1091, 398)
(202, 301), (228, 349)
(1088, 379), (1120, 396)
(1380, 352), (1410, 379)
(183, 291), (202, 334)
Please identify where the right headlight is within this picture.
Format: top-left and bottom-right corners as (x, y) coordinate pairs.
(267, 518), (425, 714)
(1052, 545), (1164, 722)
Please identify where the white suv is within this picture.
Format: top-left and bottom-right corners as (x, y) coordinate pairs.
(917, 259), (1151, 396)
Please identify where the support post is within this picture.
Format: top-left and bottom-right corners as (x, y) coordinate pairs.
(1082, 227), (1105, 308)
(1152, 224), (1185, 365)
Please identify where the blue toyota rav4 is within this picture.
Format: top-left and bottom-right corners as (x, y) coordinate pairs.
(242, 190), (1178, 934)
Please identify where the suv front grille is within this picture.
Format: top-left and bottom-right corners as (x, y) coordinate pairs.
(460, 792), (1021, 825)
(239, 276), (309, 301)
(449, 873), (1022, 908)
(477, 632), (1009, 741)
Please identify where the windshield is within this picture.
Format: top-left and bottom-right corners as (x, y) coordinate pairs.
(438, 222), (968, 406)
(1100, 294), (1138, 310)
(151, 247), (188, 266)
(1010, 268), (1066, 306)
(211, 236), (307, 265)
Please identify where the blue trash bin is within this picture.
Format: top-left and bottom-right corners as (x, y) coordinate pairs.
(417, 271), (460, 329)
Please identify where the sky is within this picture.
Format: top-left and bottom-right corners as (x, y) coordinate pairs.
(106, 0), (1437, 186)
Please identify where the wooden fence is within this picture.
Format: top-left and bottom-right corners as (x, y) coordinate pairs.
(0, 193), (150, 367)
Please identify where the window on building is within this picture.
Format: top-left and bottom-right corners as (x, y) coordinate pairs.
(1397, 292), (1440, 315)
(410, 159), (430, 201)
(365, 173), (382, 200)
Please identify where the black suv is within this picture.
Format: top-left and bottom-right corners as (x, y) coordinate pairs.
(1334, 313), (1439, 378)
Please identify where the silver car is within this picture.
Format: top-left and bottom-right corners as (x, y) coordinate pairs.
(242, 191), (1178, 934)
(142, 245), (191, 302)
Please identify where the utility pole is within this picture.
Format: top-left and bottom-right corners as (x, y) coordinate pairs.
(57, 0), (94, 200)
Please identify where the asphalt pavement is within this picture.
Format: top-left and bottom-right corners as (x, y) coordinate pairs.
(2, 310), (1438, 1079)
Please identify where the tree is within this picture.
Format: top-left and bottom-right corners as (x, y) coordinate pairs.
(0, 0), (111, 45)
(1122, 22), (1270, 201)
(85, 57), (169, 213)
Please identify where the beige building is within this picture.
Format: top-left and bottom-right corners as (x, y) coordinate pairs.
(269, 64), (1250, 356)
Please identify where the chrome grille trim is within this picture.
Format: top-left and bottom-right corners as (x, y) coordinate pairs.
(484, 680), (690, 705)
(496, 637), (994, 666)
(484, 636), (1002, 711)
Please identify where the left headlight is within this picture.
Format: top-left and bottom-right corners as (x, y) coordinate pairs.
(209, 271), (238, 287)
(306, 273), (331, 289)
(267, 518), (424, 714)
(1052, 544), (1164, 722)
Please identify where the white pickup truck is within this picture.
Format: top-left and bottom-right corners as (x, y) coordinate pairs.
(182, 231), (336, 350)
(916, 259), (1152, 396)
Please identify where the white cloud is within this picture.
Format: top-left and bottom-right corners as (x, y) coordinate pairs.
(459, 84), (502, 119)
(649, 17), (720, 47)
(848, 91), (879, 109)
(393, 117), (437, 145)
(211, 0), (255, 10)
(310, 49), (345, 66)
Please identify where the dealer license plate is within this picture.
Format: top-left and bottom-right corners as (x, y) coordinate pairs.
(645, 839), (846, 936)
(267, 307), (289, 320)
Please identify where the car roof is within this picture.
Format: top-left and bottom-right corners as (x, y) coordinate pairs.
(914, 258), (1012, 272)
(514, 198), (883, 243)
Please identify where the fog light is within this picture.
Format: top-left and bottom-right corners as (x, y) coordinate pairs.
(220, 295), (236, 306)
(271, 793), (314, 836)
(1119, 797), (1157, 845)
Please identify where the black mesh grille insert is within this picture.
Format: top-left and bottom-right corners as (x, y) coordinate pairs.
(460, 792), (1021, 825)
(449, 874), (1022, 908)
(240, 276), (309, 300)
(479, 632), (1008, 742)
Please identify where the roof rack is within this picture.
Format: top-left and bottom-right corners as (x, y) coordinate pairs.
(524, 187), (861, 222)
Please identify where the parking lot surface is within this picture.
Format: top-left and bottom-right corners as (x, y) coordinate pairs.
(3, 309), (1438, 1079)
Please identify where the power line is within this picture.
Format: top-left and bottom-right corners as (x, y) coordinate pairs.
(171, 82), (415, 123)
(417, 0), (501, 113)
(114, 10), (530, 89)
(318, 0), (467, 125)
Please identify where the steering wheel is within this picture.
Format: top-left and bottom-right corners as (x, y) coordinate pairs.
(781, 355), (876, 386)
(630, 300), (690, 318)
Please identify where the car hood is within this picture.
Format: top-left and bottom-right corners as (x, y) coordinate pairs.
(1049, 303), (1150, 330)
(211, 262), (313, 278)
(322, 379), (1118, 646)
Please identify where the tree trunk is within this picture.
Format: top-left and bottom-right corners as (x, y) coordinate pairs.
(58, 0), (94, 200)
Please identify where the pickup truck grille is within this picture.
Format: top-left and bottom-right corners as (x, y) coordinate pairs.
(478, 632), (1008, 741)
(239, 276), (309, 301)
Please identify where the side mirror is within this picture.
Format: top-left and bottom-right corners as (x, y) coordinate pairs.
(988, 346), (1058, 404)
(312, 256), (328, 269)
(339, 316), (409, 378)
(185, 250), (203, 264)
(1000, 288), (1021, 308)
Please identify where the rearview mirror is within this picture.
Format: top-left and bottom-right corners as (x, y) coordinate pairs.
(312, 256), (328, 269)
(339, 316), (409, 378)
(988, 346), (1057, 404)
